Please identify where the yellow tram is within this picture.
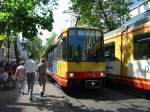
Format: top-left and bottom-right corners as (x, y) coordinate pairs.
(46, 27), (105, 88)
(104, 9), (150, 90)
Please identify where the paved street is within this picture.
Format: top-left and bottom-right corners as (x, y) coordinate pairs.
(61, 86), (150, 112)
(0, 80), (73, 112)
(0, 78), (150, 112)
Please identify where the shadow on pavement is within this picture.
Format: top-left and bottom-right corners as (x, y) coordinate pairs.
(0, 106), (23, 112)
(106, 82), (150, 100)
(61, 87), (135, 101)
(0, 88), (18, 105)
(60, 83), (150, 101)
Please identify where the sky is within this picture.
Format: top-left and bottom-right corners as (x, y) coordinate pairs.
(52, 0), (72, 33)
(39, 0), (71, 45)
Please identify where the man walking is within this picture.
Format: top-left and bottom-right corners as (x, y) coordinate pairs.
(37, 58), (47, 97)
(25, 54), (37, 100)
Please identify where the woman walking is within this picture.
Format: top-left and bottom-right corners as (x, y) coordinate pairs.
(15, 61), (26, 94)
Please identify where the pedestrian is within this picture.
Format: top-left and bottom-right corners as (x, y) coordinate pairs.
(4, 63), (13, 85)
(0, 63), (9, 88)
(37, 58), (47, 97)
(15, 61), (26, 95)
(25, 54), (37, 100)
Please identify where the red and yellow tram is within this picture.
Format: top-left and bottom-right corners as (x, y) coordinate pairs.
(46, 27), (105, 88)
(104, 9), (150, 90)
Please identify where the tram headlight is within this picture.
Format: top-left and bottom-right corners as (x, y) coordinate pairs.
(69, 73), (74, 78)
(100, 72), (105, 77)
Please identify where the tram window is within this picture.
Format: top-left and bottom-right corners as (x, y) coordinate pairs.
(49, 52), (51, 61)
(56, 44), (59, 60)
(60, 45), (62, 59)
(67, 43), (73, 60)
(57, 42), (62, 60)
(134, 33), (150, 59)
(50, 52), (52, 60)
(57, 46), (59, 60)
(104, 42), (115, 61)
(49, 53), (51, 61)
(134, 18), (149, 27)
(95, 48), (104, 61)
(51, 51), (53, 60)
(53, 47), (57, 60)
(69, 29), (76, 36)
(62, 38), (67, 60)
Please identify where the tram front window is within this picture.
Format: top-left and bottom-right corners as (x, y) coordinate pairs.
(67, 36), (83, 61)
(67, 29), (103, 62)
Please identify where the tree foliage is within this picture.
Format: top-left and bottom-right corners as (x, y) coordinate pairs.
(0, 0), (58, 39)
(0, 0), (58, 62)
(70, 0), (133, 32)
(26, 37), (44, 59)
(45, 32), (56, 48)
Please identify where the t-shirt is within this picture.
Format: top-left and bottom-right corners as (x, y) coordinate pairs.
(38, 63), (47, 76)
(15, 65), (25, 80)
(25, 59), (37, 73)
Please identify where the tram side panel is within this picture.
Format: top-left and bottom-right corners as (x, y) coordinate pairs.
(104, 20), (150, 90)
(127, 21), (150, 90)
(104, 31), (122, 83)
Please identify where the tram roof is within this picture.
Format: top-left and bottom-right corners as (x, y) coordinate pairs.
(60, 26), (100, 34)
(104, 9), (150, 37)
(54, 26), (101, 42)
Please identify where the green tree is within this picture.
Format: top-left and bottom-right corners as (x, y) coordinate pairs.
(0, 0), (58, 63)
(26, 37), (44, 59)
(0, 0), (57, 38)
(45, 32), (57, 48)
(43, 32), (56, 58)
(70, 0), (133, 32)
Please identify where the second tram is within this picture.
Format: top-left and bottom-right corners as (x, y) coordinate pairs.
(104, 9), (150, 90)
